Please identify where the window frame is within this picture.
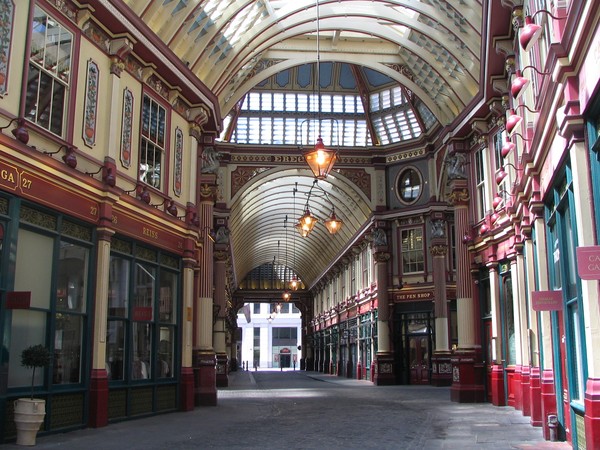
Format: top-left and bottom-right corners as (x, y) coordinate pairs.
(400, 226), (425, 275)
(24, 5), (76, 139)
(139, 92), (170, 191)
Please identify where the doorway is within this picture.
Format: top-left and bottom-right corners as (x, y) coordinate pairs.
(409, 335), (429, 384)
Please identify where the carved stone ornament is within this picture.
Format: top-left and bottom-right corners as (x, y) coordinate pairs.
(199, 183), (216, 200)
(447, 188), (470, 205)
(446, 152), (468, 180)
(214, 251), (228, 262)
(431, 220), (446, 238)
(373, 251), (391, 263)
(429, 244), (448, 257)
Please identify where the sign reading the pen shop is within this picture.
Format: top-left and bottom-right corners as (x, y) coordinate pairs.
(531, 290), (563, 311)
(576, 246), (600, 280)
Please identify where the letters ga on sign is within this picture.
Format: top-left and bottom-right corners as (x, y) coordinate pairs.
(576, 246), (600, 280)
(531, 290), (563, 312)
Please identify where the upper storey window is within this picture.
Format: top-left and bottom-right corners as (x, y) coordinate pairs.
(25, 6), (73, 137)
(139, 94), (166, 189)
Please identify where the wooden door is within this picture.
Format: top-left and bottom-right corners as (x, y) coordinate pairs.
(409, 336), (429, 384)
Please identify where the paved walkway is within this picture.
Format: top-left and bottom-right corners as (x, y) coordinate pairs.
(2, 370), (572, 449)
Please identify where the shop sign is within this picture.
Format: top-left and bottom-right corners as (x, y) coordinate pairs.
(395, 290), (433, 302)
(531, 290), (563, 311)
(576, 246), (600, 280)
(5, 291), (31, 309)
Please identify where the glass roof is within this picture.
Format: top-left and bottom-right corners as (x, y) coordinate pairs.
(219, 63), (436, 147)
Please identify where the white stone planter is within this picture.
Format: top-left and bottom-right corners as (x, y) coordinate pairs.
(14, 398), (46, 446)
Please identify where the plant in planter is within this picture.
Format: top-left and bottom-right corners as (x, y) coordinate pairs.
(14, 344), (51, 446)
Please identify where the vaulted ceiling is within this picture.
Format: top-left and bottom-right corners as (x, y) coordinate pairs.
(114, 0), (495, 290)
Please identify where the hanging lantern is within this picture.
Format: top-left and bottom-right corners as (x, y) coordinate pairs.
(303, 137), (338, 180)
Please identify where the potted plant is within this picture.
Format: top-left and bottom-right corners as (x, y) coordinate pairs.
(14, 344), (51, 446)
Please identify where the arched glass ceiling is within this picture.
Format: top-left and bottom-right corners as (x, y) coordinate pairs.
(122, 0), (482, 126)
(220, 63), (437, 147)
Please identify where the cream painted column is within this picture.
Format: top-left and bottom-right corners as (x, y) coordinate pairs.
(430, 227), (451, 387)
(372, 224), (393, 386)
(487, 261), (506, 406)
(89, 226), (114, 427)
(180, 122), (201, 409)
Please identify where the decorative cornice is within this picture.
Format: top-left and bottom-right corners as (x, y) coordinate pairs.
(386, 147), (426, 164)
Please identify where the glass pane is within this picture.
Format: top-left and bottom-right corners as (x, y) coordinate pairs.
(132, 322), (152, 380)
(53, 314), (82, 384)
(56, 242), (89, 312)
(108, 256), (130, 318)
(159, 270), (177, 323)
(15, 228), (53, 309)
(133, 263), (155, 321)
(106, 320), (125, 380)
(8, 310), (47, 388)
(158, 327), (174, 378)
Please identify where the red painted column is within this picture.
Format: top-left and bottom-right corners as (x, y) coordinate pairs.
(521, 365), (531, 416)
(540, 369), (557, 441)
(585, 378), (600, 449)
(214, 244), (229, 387)
(529, 366), (542, 426)
(194, 177), (217, 406)
(514, 365), (523, 411)
(448, 178), (484, 402)
(490, 364), (506, 406)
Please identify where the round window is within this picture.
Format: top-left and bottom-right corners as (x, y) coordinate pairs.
(397, 168), (422, 203)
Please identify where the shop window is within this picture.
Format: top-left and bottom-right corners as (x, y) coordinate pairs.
(8, 218), (91, 389)
(545, 166), (586, 404)
(106, 244), (179, 383)
(400, 227), (424, 274)
(25, 6), (73, 137)
(139, 94), (167, 189)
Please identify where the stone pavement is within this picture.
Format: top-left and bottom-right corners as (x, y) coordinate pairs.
(1, 369), (573, 449)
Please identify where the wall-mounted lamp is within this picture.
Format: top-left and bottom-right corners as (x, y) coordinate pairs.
(496, 163), (522, 185)
(506, 105), (538, 135)
(0, 117), (29, 144)
(518, 10), (566, 52)
(44, 145), (77, 168)
(124, 184), (151, 204)
(511, 67), (550, 99)
(86, 164), (116, 187)
(501, 133), (531, 159)
(501, 137), (516, 159)
(493, 189), (517, 209)
(166, 200), (178, 216)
